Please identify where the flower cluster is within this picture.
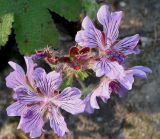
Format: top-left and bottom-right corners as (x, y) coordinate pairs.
(6, 5), (151, 138)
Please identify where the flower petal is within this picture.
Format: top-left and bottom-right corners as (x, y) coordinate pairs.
(18, 105), (44, 138)
(117, 65), (151, 90)
(127, 66), (152, 79)
(83, 93), (95, 114)
(49, 108), (69, 137)
(92, 61), (105, 77)
(6, 61), (26, 89)
(93, 58), (125, 79)
(46, 71), (62, 95)
(90, 92), (100, 109)
(97, 5), (110, 26)
(117, 73), (134, 90)
(113, 34), (140, 56)
(24, 56), (37, 84)
(6, 102), (26, 116)
(90, 79), (111, 108)
(33, 68), (62, 96)
(8, 61), (25, 75)
(15, 87), (42, 105)
(32, 68), (47, 95)
(75, 16), (104, 49)
(109, 81), (128, 97)
(84, 79), (111, 112)
(97, 5), (123, 47)
(54, 87), (85, 114)
(130, 66), (152, 74)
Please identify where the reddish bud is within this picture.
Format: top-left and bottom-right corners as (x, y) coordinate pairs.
(79, 47), (90, 54)
(69, 47), (79, 57)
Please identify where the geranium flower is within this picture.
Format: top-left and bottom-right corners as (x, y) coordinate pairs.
(75, 5), (140, 60)
(84, 66), (152, 113)
(6, 57), (85, 138)
(75, 5), (141, 79)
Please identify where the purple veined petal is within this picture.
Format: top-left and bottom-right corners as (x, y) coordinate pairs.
(117, 72), (134, 90)
(90, 79), (111, 108)
(113, 34), (140, 56)
(32, 68), (48, 95)
(6, 102), (27, 116)
(128, 69), (147, 79)
(82, 16), (97, 31)
(83, 93), (94, 114)
(117, 66), (151, 90)
(92, 58), (125, 79)
(92, 61), (105, 77)
(97, 5), (110, 26)
(98, 79), (111, 101)
(90, 91), (100, 109)
(46, 71), (62, 96)
(130, 66), (152, 74)
(94, 79), (111, 101)
(75, 16), (105, 50)
(97, 5), (111, 48)
(107, 11), (123, 42)
(33, 68), (62, 96)
(49, 107), (69, 137)
(116, 83), (128, 97)
(24, 56), (37, 84)
(6, 61), (26, 89)
(15, 87), (42, 105)
(75, 30), (99, 48)
(97, 5), (123, 47)
(17, 105), (44, 138)
(54, 87), (85, 114)
(109, 81), (128, 97)
(104, 61), (124, 79)
(5, 71), (26, 90)
(8, 61), (25, 76)
(127, 66), (152, 79)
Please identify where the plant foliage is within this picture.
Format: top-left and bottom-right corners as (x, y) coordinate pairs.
(0, 0), (82, 54)
(0, 13), (14, 46)
(82, 0), (99, 19)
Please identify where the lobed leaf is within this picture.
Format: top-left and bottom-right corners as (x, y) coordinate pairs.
(50, 0), (82, 21)
(82, 0), (99, 20)
(0, 0), (82, 54)
(0, 13), (14, 46)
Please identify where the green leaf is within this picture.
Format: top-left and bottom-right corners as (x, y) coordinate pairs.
(0, 13), (14, 46)
(61, 74), (73, 90)
(77, 70), (89, 80)
(0, 0), (82, 54)
(13, 1), (59, 54)
(51, 0), (82, 21)
(82, 0), (99, 20)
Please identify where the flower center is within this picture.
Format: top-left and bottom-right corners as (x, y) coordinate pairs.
(105, 49), (125, 64)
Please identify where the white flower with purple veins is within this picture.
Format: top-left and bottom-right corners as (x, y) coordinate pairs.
(75, 5), (140, 79)
(84, 66), (152, 113)
(6, 57), (85, 138)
